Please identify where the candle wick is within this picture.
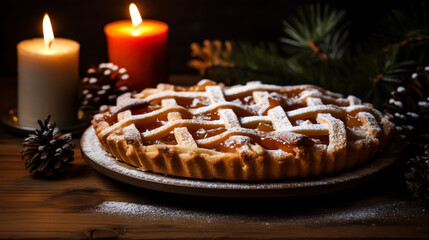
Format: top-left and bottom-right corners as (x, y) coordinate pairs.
(48, 40), (54, 48)
(133, 23), (142, 30)
(131, 22), (143, 36)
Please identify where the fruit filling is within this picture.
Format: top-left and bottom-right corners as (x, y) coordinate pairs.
(131, 104), (161, 116)
(191, 127), (227, 140)
(134, 117), (166, 133)
(143, 131), (177, 146)
(345, 114), (363, 127)
(175, 97), (210, 109)
(256, 122), (274, 132)
(213, 133), (299, 153)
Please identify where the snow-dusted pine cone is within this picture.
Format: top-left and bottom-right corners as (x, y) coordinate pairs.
(21, 116), (75, 177)
(384, 66), (429, 202)
(80, 63), (130, 116)
(383, 66), (429, 147)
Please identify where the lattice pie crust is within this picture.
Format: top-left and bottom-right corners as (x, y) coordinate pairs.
(92, 80), (394, 181)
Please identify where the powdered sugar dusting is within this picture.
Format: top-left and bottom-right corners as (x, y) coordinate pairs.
(287, 105), (341, 119)
(87, 196), (427, 226)
(268, 106), (292, 130)
(82, 127), (148, 179)
(240, 116), (271, 126)
(91, 201), (208, 220)
(293, 199), (425, 224)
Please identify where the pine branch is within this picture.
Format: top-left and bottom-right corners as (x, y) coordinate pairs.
(375, 1), (429, 51)
(356, 0), (429, 106)
(367, 0), (429, 65)
(351, 47), (415, 107)
(187, 2), (429, 108)
(207, 41), (296, 85)
(280, 3), (349, 62)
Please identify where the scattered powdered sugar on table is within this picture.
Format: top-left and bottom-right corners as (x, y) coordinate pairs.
(306, 200), (409, 224)
(93, 201), (187, 218)
(91, 200), (224, 223)
(87, 197), (426, 226)
(89, 199), (272, 224)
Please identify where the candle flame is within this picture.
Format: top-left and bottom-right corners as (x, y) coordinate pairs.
(43, 13), (55, 48)
(129, 3), (143, 28)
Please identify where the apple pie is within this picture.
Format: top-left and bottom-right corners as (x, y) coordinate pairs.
(92, 80), (394, 181)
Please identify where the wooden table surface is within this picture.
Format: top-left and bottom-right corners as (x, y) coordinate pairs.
(0, 77), (428, 239)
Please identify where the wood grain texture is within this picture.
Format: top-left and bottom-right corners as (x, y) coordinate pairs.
(0, 77), (429, 239)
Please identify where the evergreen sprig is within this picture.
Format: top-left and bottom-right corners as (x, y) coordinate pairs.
(188, 1), (429, 107)
(373, 1), (429, 53)
(281, 3), (349, 62)
(354, 48), (415, 107)
(279, 3), (350, 93)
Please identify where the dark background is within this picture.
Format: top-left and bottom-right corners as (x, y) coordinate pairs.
(0, 0), (406, 78)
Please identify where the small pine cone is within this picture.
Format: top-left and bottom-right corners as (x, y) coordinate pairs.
(405, 144), (429, 201)
(80, 63), (130, 116)
(21, 116), (75, 177)
(383, 66), (429, 148)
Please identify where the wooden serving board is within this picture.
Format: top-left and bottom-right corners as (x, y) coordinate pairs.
(81, 126), (402, 198)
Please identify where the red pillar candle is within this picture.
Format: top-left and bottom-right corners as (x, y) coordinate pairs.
(104, 3), (168, 91)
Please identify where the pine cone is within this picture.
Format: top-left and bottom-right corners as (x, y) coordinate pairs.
(383, 66), (429, 202)
(383, 66), (429, 148)
(21, 116), (75, 177)
(405, 144), (429, 201)
(80, 63), (130, 116)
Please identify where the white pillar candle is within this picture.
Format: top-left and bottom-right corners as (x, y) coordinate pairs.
(17, 14), (79, 128)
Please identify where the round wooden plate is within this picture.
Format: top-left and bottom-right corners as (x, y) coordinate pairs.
(81, 126), (403, 198)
